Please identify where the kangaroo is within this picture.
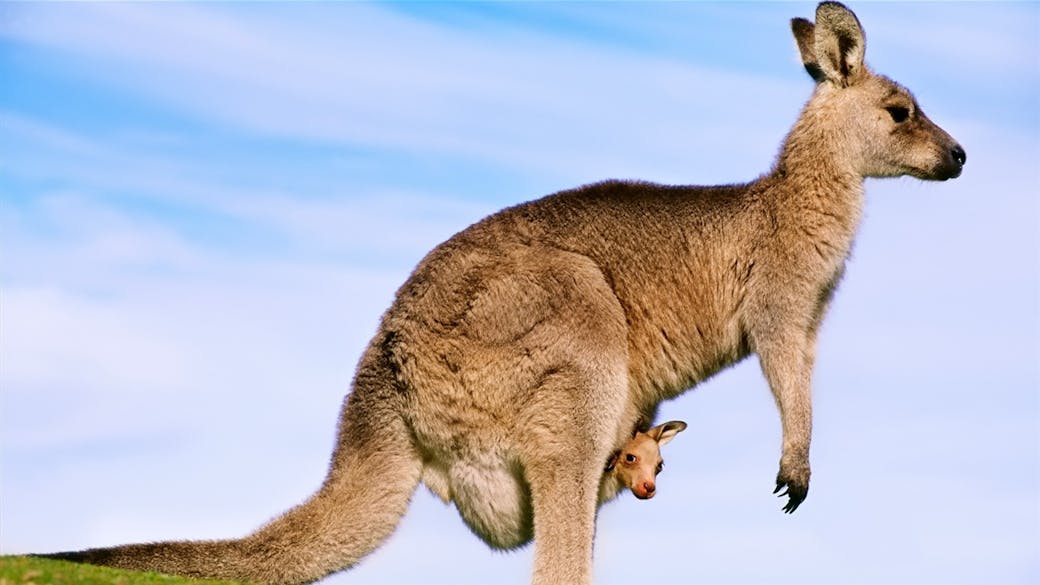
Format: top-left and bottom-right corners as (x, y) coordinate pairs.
(37, 3), (965, 584)
(600, 420), (687, 502)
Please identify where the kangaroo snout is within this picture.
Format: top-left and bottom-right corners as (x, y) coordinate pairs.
(635, 481), (656, 499)
(946, 143), (967, 178)
(932, 141), (966, 181)
(922, 117), (966, 181)
(910, 135), (965, 182)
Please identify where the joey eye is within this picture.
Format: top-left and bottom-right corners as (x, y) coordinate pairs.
(625, 453), (637, 463)
(885, 106), (910, 123)
(656, 462), (664, 474)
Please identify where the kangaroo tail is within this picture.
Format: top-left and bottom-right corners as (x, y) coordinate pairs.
(39, 348), (423, 585)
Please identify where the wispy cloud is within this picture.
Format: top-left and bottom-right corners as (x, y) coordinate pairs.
(1, 2), (805, 182)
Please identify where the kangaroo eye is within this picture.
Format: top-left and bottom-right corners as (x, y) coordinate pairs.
(625, 453), (637, 463)
(886, 106), (910, 123)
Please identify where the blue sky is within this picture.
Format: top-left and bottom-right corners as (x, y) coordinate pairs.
(1, 2), (1037, 584)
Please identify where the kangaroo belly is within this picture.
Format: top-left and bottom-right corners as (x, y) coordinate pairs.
(421, 453), (533, 550)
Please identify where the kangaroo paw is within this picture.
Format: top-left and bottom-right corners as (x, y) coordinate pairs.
(774, 463), (809, 513)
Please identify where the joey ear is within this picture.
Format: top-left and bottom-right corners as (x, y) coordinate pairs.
(791, 18), (825, 83)
(813, 2), (866, 87)
(650, 420), (688, 446)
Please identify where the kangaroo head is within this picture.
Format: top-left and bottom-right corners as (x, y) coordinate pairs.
(786, 2), (965, 181)
(607, 420), (687, 500)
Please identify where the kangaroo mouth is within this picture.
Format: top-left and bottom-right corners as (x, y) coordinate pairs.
(935, 166), (963, 181)
(912, 160), (963, 182)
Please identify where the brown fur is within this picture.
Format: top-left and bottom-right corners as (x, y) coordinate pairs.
(37, 3), (964, 584)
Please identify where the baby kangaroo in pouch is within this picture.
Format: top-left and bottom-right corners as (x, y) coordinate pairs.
(602, 421), (687, 502)
(38, 3), (964, 584)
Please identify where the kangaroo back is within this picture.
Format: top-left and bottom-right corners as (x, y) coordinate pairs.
(41, 343), (423, 585)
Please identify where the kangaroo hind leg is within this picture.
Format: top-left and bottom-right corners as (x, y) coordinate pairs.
(520, 362), (628, 585)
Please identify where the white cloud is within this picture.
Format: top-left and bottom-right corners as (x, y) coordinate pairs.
(0, 3), (804, 183)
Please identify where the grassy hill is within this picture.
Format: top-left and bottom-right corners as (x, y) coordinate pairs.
(0, 557), (248, 585)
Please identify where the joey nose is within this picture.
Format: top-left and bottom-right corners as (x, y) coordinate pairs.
(643, 482), (655, 495)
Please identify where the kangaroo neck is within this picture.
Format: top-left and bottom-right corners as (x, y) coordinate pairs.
(767, 108), (867, 235)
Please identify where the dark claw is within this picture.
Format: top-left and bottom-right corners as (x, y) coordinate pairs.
(782, 493), (803, 513)
(774, 473), (808, 513)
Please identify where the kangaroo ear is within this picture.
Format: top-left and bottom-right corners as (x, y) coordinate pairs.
(812, 2), (866, 87)
(650, 420), (687, 446)
(791, 18), (825, 83)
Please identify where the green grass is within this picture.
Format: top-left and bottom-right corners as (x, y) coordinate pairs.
(0, 557), (248, 585)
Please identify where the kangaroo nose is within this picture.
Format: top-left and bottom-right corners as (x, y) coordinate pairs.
(951, 144), (966, 166)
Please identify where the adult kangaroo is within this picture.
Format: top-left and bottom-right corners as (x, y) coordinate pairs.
(40, 3), (965, 584)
